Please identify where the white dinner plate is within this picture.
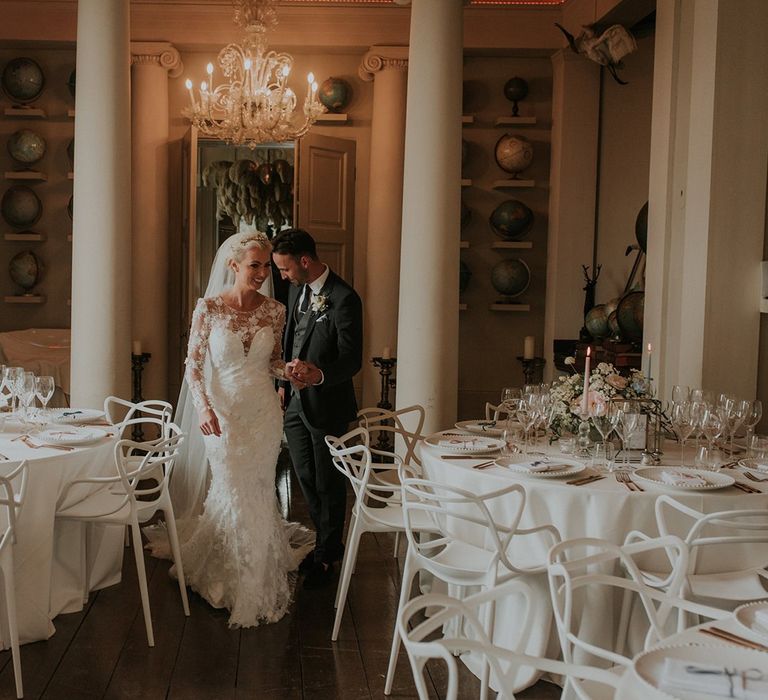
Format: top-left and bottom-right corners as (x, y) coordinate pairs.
(734, 601), (768, 643)
(738, 458), (768, 472)
(426, 433), (504, 454)
(51, 408), (107, 425)
(454, 420), (505, 437)
(631, 467), (735, 492)
(631, 643), (768, 700)
(494, 456), (585, 479)
(35, 427), (108, 446)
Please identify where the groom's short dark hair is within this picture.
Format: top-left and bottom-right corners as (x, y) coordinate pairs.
(272, 228), (318, 260)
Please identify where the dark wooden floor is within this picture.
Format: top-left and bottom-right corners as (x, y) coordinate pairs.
(0, 452), (561, 699)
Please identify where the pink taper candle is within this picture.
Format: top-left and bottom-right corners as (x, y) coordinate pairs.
(581, 346), (591, 415)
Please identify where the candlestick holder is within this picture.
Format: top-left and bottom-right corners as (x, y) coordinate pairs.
(576, 410), (593, 458)
(371, 356), (397, 457)
(516, 356), (546, 385)
(131, 352), (151, 442)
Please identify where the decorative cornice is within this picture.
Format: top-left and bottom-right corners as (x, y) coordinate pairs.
(130, 42), (183, 78)
(359, 46), (409, 82)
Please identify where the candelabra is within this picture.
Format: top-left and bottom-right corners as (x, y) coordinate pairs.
(516, 356), (546, 385)
(131, 352), (151, 442)
(371, 356), (397, 457)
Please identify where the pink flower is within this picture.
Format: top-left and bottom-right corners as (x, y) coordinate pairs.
(606, 374), (628, 390)
(570, 391), (605, 416)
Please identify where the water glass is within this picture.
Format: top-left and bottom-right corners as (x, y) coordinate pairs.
(501, 423), (522, 457)
(558, 436), (575, 454)
(748, 434), (768, 461)
(35, 375), (55, 420)
(693, 446), (720, 471)
(591, 442), (615, 472)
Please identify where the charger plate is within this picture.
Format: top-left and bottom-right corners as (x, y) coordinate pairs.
(494, 456), (585, 479)
(51, 408), (106, 425)
(35, 427), (107, 446)
(426, 433), (504, 454)
(734, 601), (768, 643)
(631, 467), (734, 492)
(455, 420), (505, 437)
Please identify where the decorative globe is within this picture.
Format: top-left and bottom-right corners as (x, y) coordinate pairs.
(1, 185), (42, 228)
(584, 304), (609, 339)
(607, 310), (621, 338)
(503, 77), (528, 103)
(9, 250), (41, 292)
(616, 291), (644, 342)
(7, 129), (46, 165)
(460, 200), (471, 230)
(318, 77), (351, 113)
(67, 137), (75, 167)
(635, 201), (648, 253)
(494, 134), (533, 175)
(604, 297), (620, 321)
(67, 195), (73, 221)
(67, 68), (76, 98)
(489, 199), (533, 240)
(1, 57), (45, 104)
(490, 258), (530, 298)
(459, 260), (471, 294)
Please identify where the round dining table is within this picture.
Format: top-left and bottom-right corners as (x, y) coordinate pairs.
(419, 432), (768, 693)
(0, 418), (123, 647)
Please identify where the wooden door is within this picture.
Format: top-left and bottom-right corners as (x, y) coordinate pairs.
(296, 133), (356, 282)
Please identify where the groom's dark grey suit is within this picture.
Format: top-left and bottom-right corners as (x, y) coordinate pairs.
(281, 269), (363, 565)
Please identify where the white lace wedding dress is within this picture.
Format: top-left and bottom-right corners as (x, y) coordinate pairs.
(181, 295), (311, 627)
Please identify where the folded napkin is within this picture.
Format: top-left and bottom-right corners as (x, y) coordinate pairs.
(517, 461), (554, 473)
(660, 470), (708, 487)
(438, 437), (479, 448)
(659, 657), (768, 699)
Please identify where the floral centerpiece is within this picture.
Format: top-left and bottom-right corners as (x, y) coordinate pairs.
(549, 358), (651, 438)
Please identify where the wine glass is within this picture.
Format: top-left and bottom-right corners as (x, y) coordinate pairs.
(34, 375), (55, 421)
(18, 372), (36, 423)
(4, 367), (23, 414)
(591, 399), (618, 456)
(689, 401), (708, 449)
(515, 404), (536, 455)
(671, 402), (696, 466)
(672, 385), (690, 404)
(616, 401), (640, 467)
(725, 399), (748, 455)
(701, 408), (724, 451)
(500, 387), (522, 412)
(743, 400), (763, 448)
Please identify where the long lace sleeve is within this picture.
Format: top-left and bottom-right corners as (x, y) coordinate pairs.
(185, 298), (214, 412)
(269, 302), (287, 380)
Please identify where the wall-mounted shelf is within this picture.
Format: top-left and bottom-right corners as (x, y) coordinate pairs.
(461, 115), (474, 124)
(461, 179), (472, 187)
(4, 107), (46, 118)
(493, 179), (535, 189)
(67, 109), (76, 118)
(4, 295), (45, 304)
(460, 240), (469, 249)
(4, 232), (46, 242)
(316, 113), (348, 123)
(4, 170), (47, 181)
(67, 172), (74, 180)
(489, 303), (530, 312)
(490, 241), (533, 249)
(459, 303), (467, 311)
(495, 116), (537, 126)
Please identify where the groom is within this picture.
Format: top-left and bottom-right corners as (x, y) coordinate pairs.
(271, 228), (363, 589)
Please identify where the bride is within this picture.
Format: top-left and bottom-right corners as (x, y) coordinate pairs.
(171, 230), (312, 628)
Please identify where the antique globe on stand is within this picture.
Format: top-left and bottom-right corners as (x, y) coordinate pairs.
(318, 77), (351, 113)
(494, 134), (533, 178)
(7, 129), (46, 165)
(503, 76), (528, 116)
(9, 250), (41, 294)
(1, 185), (42, 228)
(617, 291), (644, 342)
(1, 57), (45, 104)
(489, 199), (533, 240)
(490, 258), (530, 299)
(584, 304), (609, 339)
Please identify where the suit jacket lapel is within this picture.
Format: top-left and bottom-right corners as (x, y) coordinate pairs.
(298, 272), (336, 355)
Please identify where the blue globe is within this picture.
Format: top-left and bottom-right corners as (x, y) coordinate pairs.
(489, 199), (533, 240)
(1, 57), (45, 104)
(318, 77), (351, 113)
(491, 258), (530, 298)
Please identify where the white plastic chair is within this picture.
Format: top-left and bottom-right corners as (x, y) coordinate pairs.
(325, 427), (440, 642)
(399, 578), (621, 700)
(384, 475), (560, 698)
(55, 424), (190, 647)
(104, 396), (173, 438)
(0, 460), (28, 698)
(547, 535), (728, 700)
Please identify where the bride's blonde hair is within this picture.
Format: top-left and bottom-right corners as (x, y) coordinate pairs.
(226, 231), (271, 264)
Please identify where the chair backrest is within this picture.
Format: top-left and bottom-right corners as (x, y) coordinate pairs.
(655, 494), (768, 575)
(401, 476), (538, 579)
(547, 535), (725, 684)
(104, 396), (173, 437)
(357, 404), (425, 468)
(0, 460), (28, 550)
(399, 579), (621, 700)
(325, 428), (405, 526)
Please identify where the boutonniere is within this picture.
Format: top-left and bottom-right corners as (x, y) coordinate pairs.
(311, 294), (329, 314)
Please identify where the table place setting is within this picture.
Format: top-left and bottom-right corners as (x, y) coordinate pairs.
(454, 419), (505, 437)
(48, 408), (109, 426)
(629, 467), (736, 492)
(493, 455), (586, 479)
(426, 432), (505, 455)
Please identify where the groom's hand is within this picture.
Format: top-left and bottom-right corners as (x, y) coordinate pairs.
(296, 361), (323, 386)
(285, 360), (309, 391)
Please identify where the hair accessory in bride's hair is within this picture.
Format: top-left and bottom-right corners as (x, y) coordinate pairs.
(226, 230), (271, 262)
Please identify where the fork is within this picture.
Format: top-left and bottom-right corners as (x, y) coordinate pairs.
(22, 436), (74, 452)
(615, 471), (643, 492)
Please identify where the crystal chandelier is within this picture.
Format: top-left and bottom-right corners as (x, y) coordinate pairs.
(183, 0), (325, 148)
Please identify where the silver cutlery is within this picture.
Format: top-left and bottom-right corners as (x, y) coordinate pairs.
(472, 461), (496, 470)
(732, 480), (760, 494)
(700, 626), (768, 652)
(615, 471), (643, 492)
(744, 471), (768, 483)
(21, 436), (75, 452)
(567, 474), (605, 486)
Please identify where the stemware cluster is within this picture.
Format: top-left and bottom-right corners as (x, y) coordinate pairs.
(499, 384), (552, 456)
(0, 364), (55, 426)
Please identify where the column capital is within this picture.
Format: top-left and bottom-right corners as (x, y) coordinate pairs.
(130, 41), (183, 78)
(359, 46), (409, 82)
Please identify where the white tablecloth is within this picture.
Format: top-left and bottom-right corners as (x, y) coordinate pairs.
(0, 423), (123, 646)
(420, 437), (768, 692)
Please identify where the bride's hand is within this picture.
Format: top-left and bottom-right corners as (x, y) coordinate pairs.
(200, 408), (222, 437)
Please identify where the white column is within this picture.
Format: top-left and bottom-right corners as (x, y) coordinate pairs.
(70, 0), (132, 407)
(396, 0), (463, 433)
(359, 47), (408, 410)
(130, 42), (182, 401)
(543, 50), (600, 381)
(645, 0), (768, 399)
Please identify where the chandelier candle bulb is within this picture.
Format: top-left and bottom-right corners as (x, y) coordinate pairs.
(524, 336), (535, 360)
(185, 79), (195, 108)
(581, 346), (591, 416)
